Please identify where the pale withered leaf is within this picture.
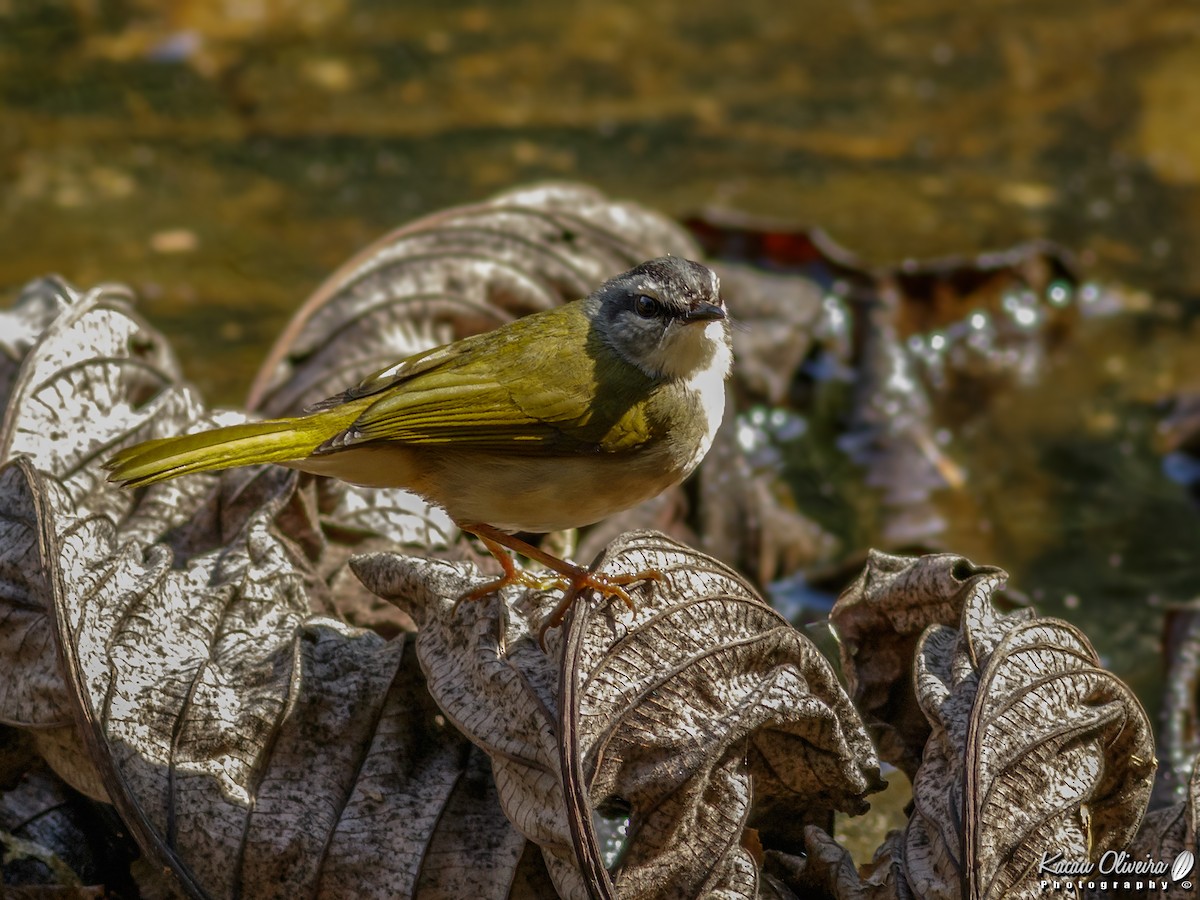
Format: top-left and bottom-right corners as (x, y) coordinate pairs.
(712, 261), (824, 409)
(0, 278), (205, 528)
(793, 826), (913, 900)
(810, 553), (1153, 899)
(907, 555), (1154, 900)
(32, 453), (531, 899)
(353, 530), (881, 899)
(567, 532), (880, 898)
(0, 277), (74, 413)
(830, 550), (986, 779)
(0, 461), (71, 729)
(0, 459), (108, 802)
(0, 277), (225, 771)
(247, 181), (699, 418)
(350, 549), (587, 897)
(313, 479), (457, 633)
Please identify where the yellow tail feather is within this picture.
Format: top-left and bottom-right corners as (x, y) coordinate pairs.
(105, 404), (365, 488)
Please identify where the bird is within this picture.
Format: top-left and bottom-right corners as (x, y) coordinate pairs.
(105, 256), (733, 642)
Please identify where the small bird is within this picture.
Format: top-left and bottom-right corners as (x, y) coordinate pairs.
(106, 257), (733, 640)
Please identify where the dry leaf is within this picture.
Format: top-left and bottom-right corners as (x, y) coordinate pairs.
(0, 277), (205, 527)
(353, 530), (881, 899)
(247, 182), (700, 417)
(792, 826), (914, 900)
(21, 450), (536, 898)
(830, 550), (985, 779)
(810, 553), (1154, 899)
(0, 276), (546, 897)
(909, 554), (1154, 900)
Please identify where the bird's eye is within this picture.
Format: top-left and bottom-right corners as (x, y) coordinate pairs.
(634, 295), (660, 318)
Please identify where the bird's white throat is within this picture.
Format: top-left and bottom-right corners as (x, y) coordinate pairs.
(643, 318), (732, 382)
(665, 319), (732, 473)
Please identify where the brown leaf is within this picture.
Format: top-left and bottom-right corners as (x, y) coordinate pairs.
(792, 826), (914, 900)
(0, 277), (73, 415)
(830, 550), (988, 779)
(247, 182), (700, 417)
(815, 553), (1155, 899)
(569, 533), (881, 898)
(25, 452), (530, 898)
(0, 461), (72, 731)
(353, 529), (881, 898)
(0, 277), (205, 527)
(908, 554), (1155, 900)
(350, 548), (591, 897)
(712, 260), (825, 409)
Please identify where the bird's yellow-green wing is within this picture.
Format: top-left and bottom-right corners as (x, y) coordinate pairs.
(314, 302), (660, 457)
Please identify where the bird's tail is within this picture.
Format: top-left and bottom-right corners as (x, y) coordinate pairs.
(104, 404), (366, 489)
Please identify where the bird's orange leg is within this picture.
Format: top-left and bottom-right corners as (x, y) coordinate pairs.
(457, 522), (664, 645)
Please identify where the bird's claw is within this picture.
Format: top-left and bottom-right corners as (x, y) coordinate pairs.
(455, 564), (665, 651)
(535, 566), (665, 651)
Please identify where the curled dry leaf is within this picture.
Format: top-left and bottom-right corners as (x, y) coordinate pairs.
(908, 554), (1153, 900)
(0, 276), (206, 527)
(0, 277), (71, 413)
(794, 826), (913, 900)
(0, 276), (546, 897)
(0, 277), (212, 802)
(23, 451), (534, 899)
(568, 533), (880, 897)
(247, 181), (700, 417)
(0, 460), (72, 731)
(810, 553), (1154, 900)
(830, 550), (984, 779)
(711, 260), (824, 409)
(352, 530), (880, 899)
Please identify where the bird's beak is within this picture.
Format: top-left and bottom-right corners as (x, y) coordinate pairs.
(684, 302), (727, 323)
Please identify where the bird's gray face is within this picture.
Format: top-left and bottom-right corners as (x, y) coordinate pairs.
(590, 257), (733, 381)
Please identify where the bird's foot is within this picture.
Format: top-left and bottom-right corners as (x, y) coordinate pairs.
(455, 521), (664, 650)
(535, 566), (664, 650)
(453, 566), (559, 611)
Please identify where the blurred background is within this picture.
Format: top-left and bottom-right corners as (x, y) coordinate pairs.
(4, 0), (1200, 714)
(5, 0), (1200, 395)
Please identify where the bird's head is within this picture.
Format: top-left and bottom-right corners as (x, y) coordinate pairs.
(588, 256), (732, 382)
